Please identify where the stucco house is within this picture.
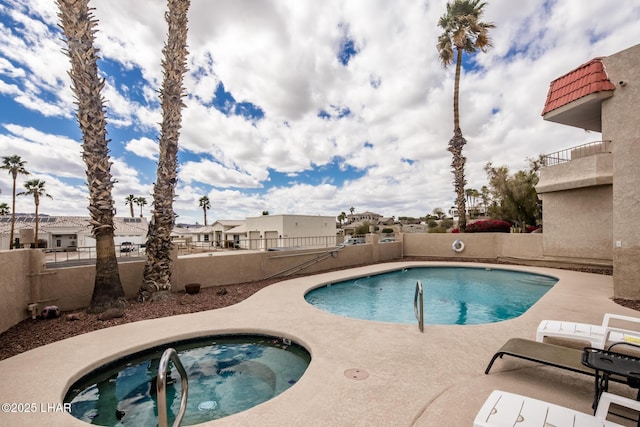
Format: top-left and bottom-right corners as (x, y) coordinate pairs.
(244, 214), (336, 250)
(536, 43), (639, 298)
(178, 220), (245, 248)
(0, 215), (148, 250)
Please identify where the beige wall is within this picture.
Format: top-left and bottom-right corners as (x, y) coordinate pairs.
(404, 233), (543, 260)
(245, 215), (336, 238)
(0, 231), (604, 334)
(602, 44), (640, 298)
(538, 185), (613, 260)
(2, 250), (36, 334)
(0, 238), (400, 333)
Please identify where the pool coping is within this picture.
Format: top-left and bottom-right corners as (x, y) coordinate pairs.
(0, 261), (637, 426)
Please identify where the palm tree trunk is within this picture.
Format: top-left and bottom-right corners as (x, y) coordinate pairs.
(57, 0), (126, 313)
(10, 175), (16, 249)
(34, 199), (39, 247)
(453, 49), (462, 130)
(140, 0), (190, 302)
(449, 48), (467, 232)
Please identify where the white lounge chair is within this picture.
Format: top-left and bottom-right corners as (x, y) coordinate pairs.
(536, 313), (640, 349)
(474, 390), (640, 427)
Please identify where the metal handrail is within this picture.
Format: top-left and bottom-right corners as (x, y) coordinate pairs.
(157, 348), (188, 427)
(414, 280), (424, 333)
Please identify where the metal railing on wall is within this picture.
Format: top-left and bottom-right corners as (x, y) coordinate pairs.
(541, 140), (612, 167)
(45, 236), (342, 266)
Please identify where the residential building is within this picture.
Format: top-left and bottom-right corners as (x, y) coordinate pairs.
(0, 215), (148, 250)
(536, 43), (639, 298)
(244, 214), (336, 250)
(177, 220), (245, 247)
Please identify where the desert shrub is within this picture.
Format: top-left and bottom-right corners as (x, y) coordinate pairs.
(381, 228), (394, 234)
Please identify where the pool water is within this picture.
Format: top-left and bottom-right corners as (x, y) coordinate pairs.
(304, 267), (557, 325)
(65, 335), (310, 426)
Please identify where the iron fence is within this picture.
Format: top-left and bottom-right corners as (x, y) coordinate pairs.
(45, 236), (342, 266)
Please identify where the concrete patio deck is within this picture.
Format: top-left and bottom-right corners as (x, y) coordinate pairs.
(0, 261), (638, 426)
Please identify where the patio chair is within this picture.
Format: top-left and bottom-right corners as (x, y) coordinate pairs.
(474, 390), (640, 427)
(536, 313), (640, 349)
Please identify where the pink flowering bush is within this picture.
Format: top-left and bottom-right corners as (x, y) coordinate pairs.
(457, 219), (512, 233)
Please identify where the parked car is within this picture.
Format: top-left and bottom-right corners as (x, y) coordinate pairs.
(120, 242), (135, 252)
(340, 237), (366, 246)
(379, 237), (395, 243)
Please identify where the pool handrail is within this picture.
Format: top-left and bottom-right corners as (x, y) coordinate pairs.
(414, 280), (424, 333)
(157, 348), (189, 427)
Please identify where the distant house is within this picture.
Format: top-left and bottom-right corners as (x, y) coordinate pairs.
(182, 220), (246, 248)
(346, 211), (382, 224)
(244, 214), (336, 250)
(341, 211), (389, 236)
(0, 215), (148, 250)
(536, 43), (639, 298)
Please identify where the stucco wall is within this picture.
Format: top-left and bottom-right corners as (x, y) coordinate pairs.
(0, 232), (594, 334)
(538, 185), (613, 260)
(602, 44), (640, 298)
(0, 238), (401, 333)
(245, 215), (336, 238)
(404, 233), (543, 260)
(0, 249), (35, 334)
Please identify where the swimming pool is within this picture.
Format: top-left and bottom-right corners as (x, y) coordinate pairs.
(65, 334), (310, 426)
(304, 266), (557, 325)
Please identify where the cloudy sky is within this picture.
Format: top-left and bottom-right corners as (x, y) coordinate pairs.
(0, 0), (638, 224)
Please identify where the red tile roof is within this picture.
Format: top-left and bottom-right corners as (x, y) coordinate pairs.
(542, 58), (616, 115)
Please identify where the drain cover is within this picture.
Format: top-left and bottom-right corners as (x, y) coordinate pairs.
(344, 368), (369, 380)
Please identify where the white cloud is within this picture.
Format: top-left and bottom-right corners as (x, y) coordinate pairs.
(124, 137), (158, 161)
(1, 0), (639, 222)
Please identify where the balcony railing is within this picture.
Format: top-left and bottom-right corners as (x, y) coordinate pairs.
(541, 140), (612, 167)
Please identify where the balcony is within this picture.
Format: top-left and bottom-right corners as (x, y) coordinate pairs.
(537, 140), (612, 193)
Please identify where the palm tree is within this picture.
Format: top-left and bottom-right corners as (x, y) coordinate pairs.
(135, 196), (147, 217)
(17, 179), (52, 247)
(437, 0), (494, 232)
(140, 0), (190, 302)
(125, 194), (136, 217)
(57, 0), (126, 312)
(1, 155), (30, 249)
(0, 202), (9, 216)
(198, 195), (210, 225)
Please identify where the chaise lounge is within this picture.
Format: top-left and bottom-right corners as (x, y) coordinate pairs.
(474, 390), (640, 427)
(536, 313), (640, 349)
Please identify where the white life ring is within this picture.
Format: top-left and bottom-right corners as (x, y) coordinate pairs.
(452, 239), (465, 253)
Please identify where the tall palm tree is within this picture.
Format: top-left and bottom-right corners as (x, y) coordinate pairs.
(1, 155), (30, 249)
(135, 196), (147, 217)
(125, 194), (136, 217)
(198, 195), (210, 225)
(57, 0), (126, 312)
(140, 0), (190, 302)
(437, 0), (494, 232)
(0, 202), (9, 216)
(17, 179), (52, 247)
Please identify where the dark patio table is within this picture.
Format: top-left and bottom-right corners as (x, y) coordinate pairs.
(582, 342), (640, 425)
